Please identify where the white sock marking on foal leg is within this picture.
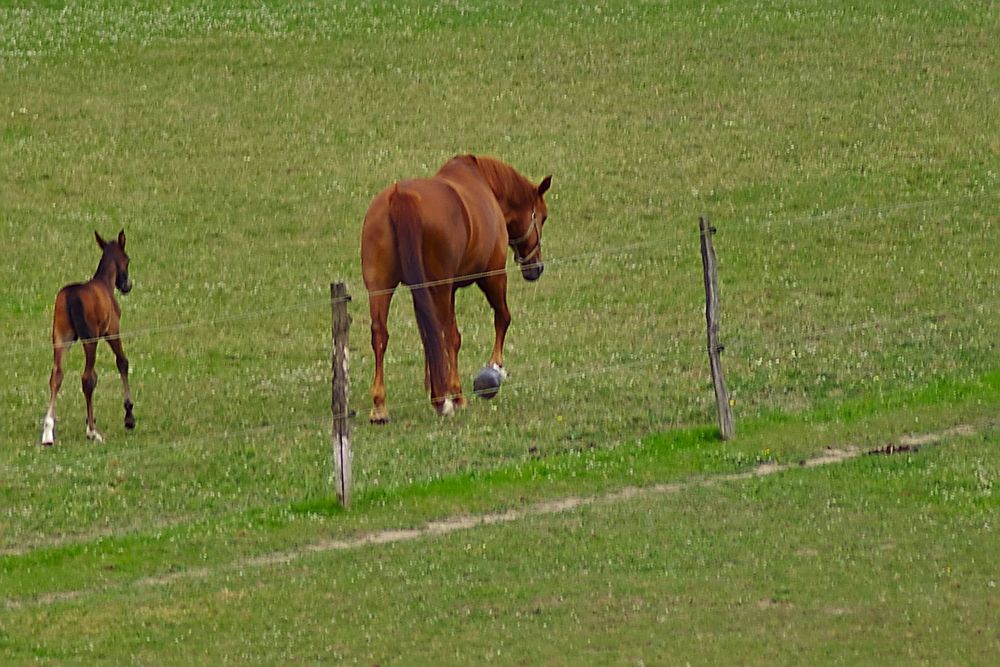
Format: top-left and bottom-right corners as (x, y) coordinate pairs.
(41, 414), (55, 445)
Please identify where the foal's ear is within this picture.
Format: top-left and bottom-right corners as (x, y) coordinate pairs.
(537, 175), (552, 197)
(117, 229), (126, 250)
(95, 230), (107, 248)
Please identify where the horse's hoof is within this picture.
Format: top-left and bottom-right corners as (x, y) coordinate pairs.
(124, 415), (136, 430)
(86, 428), (105, 443)
(369, 409), (390, 425)
(41, 417), (55, 446)
(436, 397), (455, 417)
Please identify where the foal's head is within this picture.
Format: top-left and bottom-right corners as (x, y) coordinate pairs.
(95, 229), (132, 294)
(508, 175), (552, 282)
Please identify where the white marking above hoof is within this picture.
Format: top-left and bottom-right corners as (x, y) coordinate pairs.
(440, 398), (455, 417)
(369, 405), (390, 424)
(41, 416), (55, 446)
(86, 427), (104, 443)
(489, 363), (508, 380)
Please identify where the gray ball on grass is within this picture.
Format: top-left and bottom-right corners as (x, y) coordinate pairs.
(473, 366), (503, 399)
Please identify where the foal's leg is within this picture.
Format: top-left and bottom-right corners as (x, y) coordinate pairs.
(368, 289), (394, 424)
(42, 342), (68, 446)
(81, 341), (103, 443)
(477, 273), (512, 377)
(107, 336), (135, 430)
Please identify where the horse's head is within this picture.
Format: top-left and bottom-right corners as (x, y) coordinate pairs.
(96, 229), (132, 294)
(508, 175), (552, 282)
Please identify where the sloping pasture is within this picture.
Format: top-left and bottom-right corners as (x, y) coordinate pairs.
(1, 2), (998, 662)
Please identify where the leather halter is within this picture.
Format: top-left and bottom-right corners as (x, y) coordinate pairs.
(509, 207), (541, 265)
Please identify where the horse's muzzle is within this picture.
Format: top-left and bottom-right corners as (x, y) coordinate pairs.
(119, 280), (133, 294)
(521, 263), (544, 281)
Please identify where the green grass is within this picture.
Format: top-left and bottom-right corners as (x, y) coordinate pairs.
(2, 411), (998, 664)
(1, 0), (999, 662)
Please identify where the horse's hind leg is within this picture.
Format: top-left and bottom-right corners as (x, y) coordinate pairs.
(439, 286), (466, 409)
(421, 284), (458, 416)
(107, 336), (135, 430)
(42, 343), (67, 446)
(81, 341), (103, 443)
(369, 289), (394, 424)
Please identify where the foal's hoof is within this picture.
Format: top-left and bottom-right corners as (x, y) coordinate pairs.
(41, 417), (55, 446)
(124, 415), (136, 430)
(369, 408), (390, 425)
(86, 428), (105, 443)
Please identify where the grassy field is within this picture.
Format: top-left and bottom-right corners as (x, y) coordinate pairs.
(13, 431), (1000, 664)
(1, 1), (999, 662)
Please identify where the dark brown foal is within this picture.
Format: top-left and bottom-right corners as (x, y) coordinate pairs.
(42, 230), (134, 445)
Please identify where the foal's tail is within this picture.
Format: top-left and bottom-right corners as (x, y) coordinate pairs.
(388, 186), (449, 406)
(65, 288), (93, 342)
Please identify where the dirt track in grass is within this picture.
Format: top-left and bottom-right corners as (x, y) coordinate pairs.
(6, 423), (977, 611)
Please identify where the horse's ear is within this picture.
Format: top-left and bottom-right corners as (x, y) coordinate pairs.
(117, 229), (126, 250)
(95, 231), (106, 248)
(538, 175), (552, 197)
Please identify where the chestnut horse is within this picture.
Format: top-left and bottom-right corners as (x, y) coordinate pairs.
(361, 155), (552, 422)
(41, 230), (134, 445)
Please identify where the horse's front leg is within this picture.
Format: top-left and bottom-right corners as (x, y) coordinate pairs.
(368, 290), (393, 424)
(107, 336), (135, 430)
(477, 273), (511, 378)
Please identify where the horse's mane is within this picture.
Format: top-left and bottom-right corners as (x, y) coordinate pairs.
(95, 250), (117, 282)
(460, 155), (536, 208)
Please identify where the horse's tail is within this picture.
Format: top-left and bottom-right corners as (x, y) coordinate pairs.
(388, 186), (449, 407)
(65, 288), (93, 342)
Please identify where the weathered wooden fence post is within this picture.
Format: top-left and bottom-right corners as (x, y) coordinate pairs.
(330, 282), (353, 506)
(699, 217), (735, 440)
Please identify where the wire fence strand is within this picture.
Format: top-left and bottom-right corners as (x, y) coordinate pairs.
(4, 286), (999, 553)
(0, 347), (685, 477)
(4, 189), (999, 525)
(5, 285), (998, 478)
(4, 189), (996, 360)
